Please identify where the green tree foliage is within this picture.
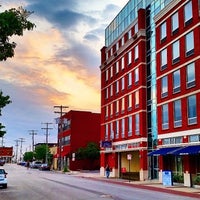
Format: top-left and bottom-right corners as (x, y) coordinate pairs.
(34, 144), (52, 163)
(0, 123), (6, 137)
(0, 90), (11, 137)
(0, 6), (35, 61)
(0, 90), (11, 116)
(23, 151), (34, 162)
(76, 142), (100, 160)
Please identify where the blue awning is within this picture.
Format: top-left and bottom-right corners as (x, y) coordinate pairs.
(172, 145), (200, 155)
(148, 147), (180, 156)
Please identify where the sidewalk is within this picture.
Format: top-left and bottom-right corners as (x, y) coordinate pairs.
(67, 170), (200, 199)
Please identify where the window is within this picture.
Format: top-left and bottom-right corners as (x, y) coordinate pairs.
(135, 113), (140, 135)
(110, 122), (114, 139)
(121, 37), (124, 46)
(161, 48), (167, 70)
(116, 81), (119, 93)
(116, 62), (119, 74)
(121, 57), (125, 70)
(187, 95), (197, 125)
(171, 12), (179, 34)
(110, 66), (113, 78)
(160, 22), (167, 41)
(128, 116), (132, 136)
(105, 124), (108, 139)
(128, 72), (132, 87)
(128, 29), (132, 39)
(161, 76), (168, 97)
(110, 48), (113, 56)
(116, 120), (119, 138)
(134, 45), (139, 60)
(135, 90), (139, 108)
(162, 104), (169, 129)
(110, 84), (113, 96)
(121, 97), (125, 112)
(110, 103), (113, 116)
(185, 31), (194, 57)
(121, 77), (125, 90)
(173, 70), (180, 93)
(121, 118), (125, 138)
(128, 94), (132, 110)
(116, 42), (119, 51)
(105, 106), (108, 118)
(189, 135), (200, 143)
(134, 23), (138, 33)
(186, 62), (195, 88)
(174, 100), (182, 127)
(105, 88), (108, 99)
(128, 51), (132, 65)
(172, 40), (180, 64)
(184, 1), (193, 25)
(116, 100), (119, 114)
(106, 70), (108, 81)
(134, 67), (139, 84)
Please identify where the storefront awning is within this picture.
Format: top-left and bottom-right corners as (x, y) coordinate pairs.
(171, 145), (200, 155)
(148, 147), (180, 156)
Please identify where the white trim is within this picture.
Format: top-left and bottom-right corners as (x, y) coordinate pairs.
(157, 89), (200, 107)
(158, 128), (200, 139)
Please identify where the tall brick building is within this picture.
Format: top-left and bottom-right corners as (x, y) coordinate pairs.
(100, 0), (200, 186)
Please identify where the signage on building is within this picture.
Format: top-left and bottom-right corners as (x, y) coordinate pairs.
(127, 154), (132, 160)
(101, 141), (112, 148)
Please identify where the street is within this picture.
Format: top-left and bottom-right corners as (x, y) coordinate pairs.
(0, 164), (198, 200)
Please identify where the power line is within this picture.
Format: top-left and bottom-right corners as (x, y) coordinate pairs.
(54, 105), (68, 170)
(14, 139), (20, 162)
(41, 122), (53, 164)
(18, 138), (25, 161)
(28, 130), (37, 152)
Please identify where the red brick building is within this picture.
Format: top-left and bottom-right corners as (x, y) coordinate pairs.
(57, 110), (100, 171)
(151, 0), (200, 187)
(100, 9), (148, 181)
(100, 0), (200, 185)
(0, 147), (13, 163)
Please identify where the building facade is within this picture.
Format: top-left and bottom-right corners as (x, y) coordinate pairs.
(57, 110), (100, 171)
(0, 147), (13, 163)
(100, 0), (200, 184)
(152, 0), (200, 187)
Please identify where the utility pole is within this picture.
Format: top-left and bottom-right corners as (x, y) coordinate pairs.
(54, 105), (68, 170)
(41, 123), (53, 164)
(14, 139), (19, 162)
(19, 138), (25, 161)
(28, 130), (37, 152)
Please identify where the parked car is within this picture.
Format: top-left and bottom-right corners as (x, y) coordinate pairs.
(30, 161), (42, 169)
(0, 167), (7, 188)
(39, 163), (50, 171)
(0, 160), (5, 166)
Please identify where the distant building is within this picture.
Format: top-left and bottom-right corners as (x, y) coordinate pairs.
(56, 110), (100, 171)
(100, 0), (200, 185)
(0, 147), (13, 163)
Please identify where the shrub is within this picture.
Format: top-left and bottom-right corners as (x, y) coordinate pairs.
(194, 176), (200, 185)
(173, 174), (184, 183)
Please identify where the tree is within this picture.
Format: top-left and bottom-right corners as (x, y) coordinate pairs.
(76, 142), (100, 161)
(0, 90), (11, 137)
(0, 123), (6, 137)
(0, 6), (35, 61)
(0, 90), (11, 116)
(23, 151), (34, 162)
(34, 144), (52, 163)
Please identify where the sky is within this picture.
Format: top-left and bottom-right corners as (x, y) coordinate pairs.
(0, 0), (128, 155)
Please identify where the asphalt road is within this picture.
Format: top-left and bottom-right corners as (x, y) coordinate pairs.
(0, 164), (198, 200)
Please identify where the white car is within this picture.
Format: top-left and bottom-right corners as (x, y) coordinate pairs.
(0, 167), (7, 188)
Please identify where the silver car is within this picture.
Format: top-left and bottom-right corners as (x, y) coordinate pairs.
(0, 167), (7, 188)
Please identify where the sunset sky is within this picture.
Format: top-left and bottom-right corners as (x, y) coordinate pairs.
(0, 0), (128, 153)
